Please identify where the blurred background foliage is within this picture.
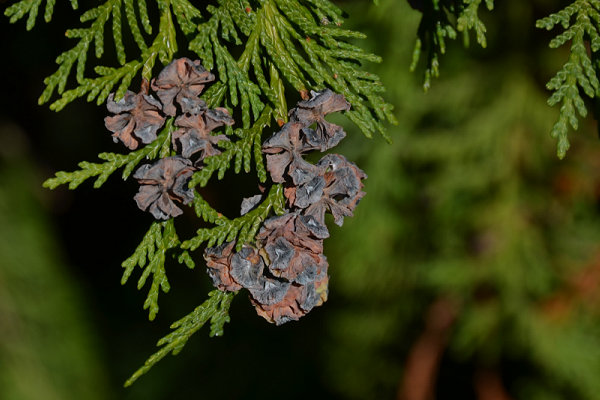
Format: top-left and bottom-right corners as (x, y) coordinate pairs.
(3, 0), (600, 399)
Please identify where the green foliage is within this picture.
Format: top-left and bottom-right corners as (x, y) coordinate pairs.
(536, 0), (600, 159)
(121, 219), (194, 321)
(188, 0), (397, 138)
(409, 0), (494, 91)
(409, 0), (600, 158)
(182, 184), (286, 252)
(6, 0), (392, 387)
(10, 0), (395, 138)
(42, 0), (180, 110)
(4, 0), (78, 30)
(322, 2), (600, 398)
(0, 124), (111, 400)
(124, 290), (235, 387)
(189, 107), (271, 188)
(116, 181), (283, 381)
(42, 119), (173, 189)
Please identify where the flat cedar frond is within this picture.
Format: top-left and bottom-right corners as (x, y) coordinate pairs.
(410, 0), (494, 91)
(302, 0), (344, 26)
(4, 0), (78, 30)
(43, 0), (179, 110)
(7, 0), (394, 385)
(189, 106), (272, 188)
(182, 184), (286, 252)
(121, 219), (194, 321)
(537, 0), (600, 159)
(39, 0), (135, 106)
(191, 0), (396, 138)
(42, 119), (173, 189)
(124, 290), (235, 387)
(20, 0), (395, 139)
(192, 192), (222, 224)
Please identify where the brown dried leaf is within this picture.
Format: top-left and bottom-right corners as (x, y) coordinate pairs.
(265, 152), (293, 184)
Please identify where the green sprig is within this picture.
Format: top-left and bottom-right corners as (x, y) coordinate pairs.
(189, 0), (396, 139)
(42, 119), (173, 189)
(410, 0), (494, 91)
(4, 0), (78, 30)
(189, 106), (271, 188)
(182, 184), (286, 252)
(38, 0), (124, 106)
(537, 0), (600, 158)
(45, 0), (178, 110)
(124, 290), (235, 386)
(121, 219), (194, 321)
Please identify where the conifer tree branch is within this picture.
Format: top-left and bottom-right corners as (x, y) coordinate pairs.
(121, 219), (194, 321)
(5, 0), (396, 383)
(124, 290), (235, 387)
(4, 0), (78, 30)
(192, 192), (222, 224)
(537, 0), (600, 158)
(44, 0), (179, 110)
(409, 0), (494, 91)
(182, 183), (286, 252)
(8, 0), (395, 138)
(189, 0), (396, 138)
(189, 106), (271, 188)
(42, 119), (173, 189)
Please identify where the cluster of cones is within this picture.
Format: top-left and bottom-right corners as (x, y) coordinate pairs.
(104, 57), (234, 220)
(204, 89), (367, 325)
(105, 58), (367, 324)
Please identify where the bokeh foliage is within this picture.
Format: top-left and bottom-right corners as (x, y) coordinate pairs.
(325, 0), (600, 398)
(0, 124), (111, 400)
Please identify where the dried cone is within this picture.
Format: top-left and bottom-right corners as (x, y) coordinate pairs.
(172, 111), (232, 160)
(289, 89), (351, 151)
(252, 274), (329, 325)
(204, 242), (242, 291)
(202, 90), (363, 326)
(104, 85), (165, 150)
(262, 121), (320, 184)
(302, 154), (367, 227)
(133, 156), (195, 220)
(151, 57), (215, 116)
